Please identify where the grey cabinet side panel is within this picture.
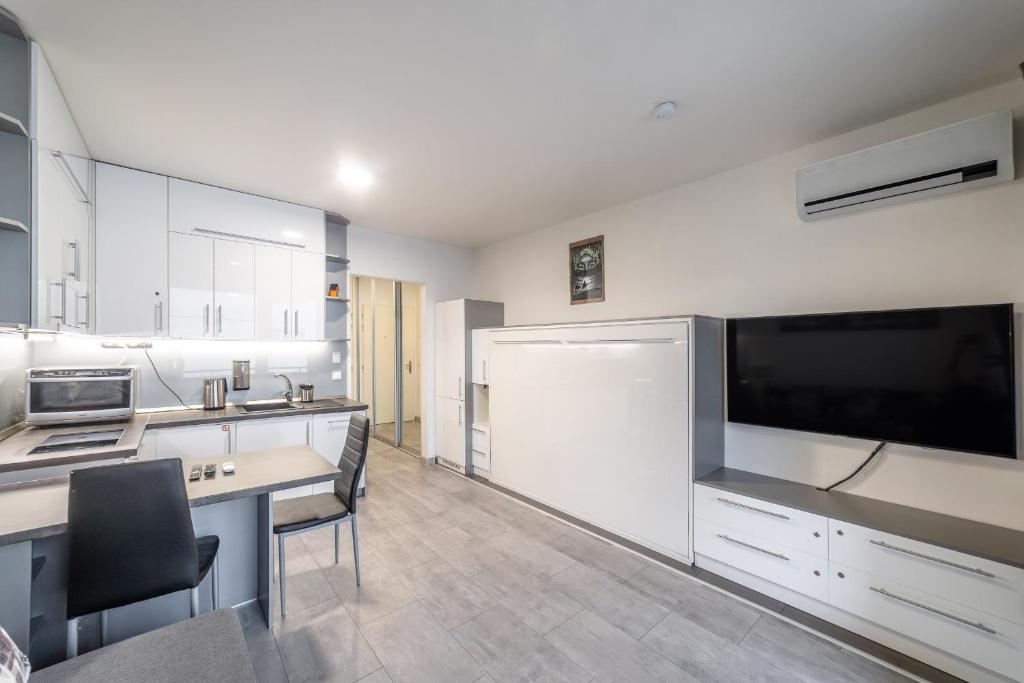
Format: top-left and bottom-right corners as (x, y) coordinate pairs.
(0, 541), (31, 652)
(693, 317), (724, 479)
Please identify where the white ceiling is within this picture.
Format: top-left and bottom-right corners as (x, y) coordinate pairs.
(6, 1), (1024, 247)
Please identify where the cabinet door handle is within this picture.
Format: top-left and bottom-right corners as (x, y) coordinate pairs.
(64, 240), (80, 279)
(48, 279), (66, 324)
(716, 534), (789, 561)
(868, 540), (996, 578)
(294, 310), (299, 339)
(154, 302), (161, 335)
(458, 404), (463, 426)
(868, 587), (997, 635)
(284, 309), (289, 338)
(78, 292), (89, 328)
(305, 422), (311, 445)
(203, 304), (210, 335)
(217, 305), (223, 334)
(326, 420), (350, 426)
(716, 497), (790, 520)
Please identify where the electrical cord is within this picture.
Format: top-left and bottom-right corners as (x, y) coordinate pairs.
(817, 441), (887, 492)
(143, 348), (193, 410)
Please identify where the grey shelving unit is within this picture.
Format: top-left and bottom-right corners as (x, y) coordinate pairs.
(0, 9), (31, 325)
(324, 212), (350, 343)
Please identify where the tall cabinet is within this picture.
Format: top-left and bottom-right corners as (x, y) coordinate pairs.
(434, 299), (503, 474)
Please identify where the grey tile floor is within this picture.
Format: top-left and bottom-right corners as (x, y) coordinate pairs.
(238, 438), (919, 683)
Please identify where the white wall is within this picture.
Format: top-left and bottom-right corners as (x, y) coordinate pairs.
(349, 225), (476, 461)
(474, 79), (1024, 531)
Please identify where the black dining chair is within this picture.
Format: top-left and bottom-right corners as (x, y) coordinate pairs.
(66, 458), (220, 658)
(273, 413), (370, 616)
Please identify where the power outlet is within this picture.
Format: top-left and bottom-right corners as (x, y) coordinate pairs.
(332, 352), (342, 364)
(331, 370), (342, 380)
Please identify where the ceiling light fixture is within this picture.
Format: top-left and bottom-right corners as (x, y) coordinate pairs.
(653, 101), (676, 121)
(337, 162), (374, 192)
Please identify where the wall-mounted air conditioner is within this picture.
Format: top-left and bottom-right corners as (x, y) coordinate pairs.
(796, 111), (1014, 221)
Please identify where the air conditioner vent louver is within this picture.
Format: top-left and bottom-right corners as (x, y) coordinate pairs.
(796, 112), (1013, 221)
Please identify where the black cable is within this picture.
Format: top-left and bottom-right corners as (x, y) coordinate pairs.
(817, 441), (887, 492)
(143, 348), (193, 410)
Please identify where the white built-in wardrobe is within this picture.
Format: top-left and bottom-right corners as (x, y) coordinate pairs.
(487, 316), (723, 563)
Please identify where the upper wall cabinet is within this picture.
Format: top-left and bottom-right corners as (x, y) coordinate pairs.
(168, 178), (325, 254)
(168, 232), (255, 340)
(95, 163), (169, 336)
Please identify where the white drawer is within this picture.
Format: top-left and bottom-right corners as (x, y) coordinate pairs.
(694, 484), (827, 558)
(830, 520), (1024, 627)
(830, 563), (1024, 681)
(471, 447), (490, 471)
(694, 518), (827, 601)
(471, 426), (489, 455)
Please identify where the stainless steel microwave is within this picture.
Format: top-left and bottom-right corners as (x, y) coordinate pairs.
(25, 367), (138, 425)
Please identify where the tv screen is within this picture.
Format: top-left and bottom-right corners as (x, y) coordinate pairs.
(726, 304), (1016, 458)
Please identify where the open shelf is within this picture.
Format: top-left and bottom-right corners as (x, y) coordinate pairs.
(0, 111), (27, 137)
(325, 338), (351, 342)
(325, 296), (350, 303)
(0, 215), (27, 233)
(326, 253), (350, 265)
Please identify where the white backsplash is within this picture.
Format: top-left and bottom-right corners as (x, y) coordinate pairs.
(24, 335), (349, 409)
(0, 334), (30, 428)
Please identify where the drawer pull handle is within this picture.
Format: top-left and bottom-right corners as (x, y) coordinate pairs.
(471, 449), (487, 455)
(716, 534), (790, 561)
(869, 540), (996, 579)
(869, 587), (997, 635)
(717, 497), (790, 520)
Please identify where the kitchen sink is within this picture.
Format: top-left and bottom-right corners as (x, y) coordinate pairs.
(236, 401), (301, 414)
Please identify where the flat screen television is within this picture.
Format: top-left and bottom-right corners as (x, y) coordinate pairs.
(726, 304), (1016, 458)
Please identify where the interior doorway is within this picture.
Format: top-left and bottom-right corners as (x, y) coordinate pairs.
(353, 276), (423, 457)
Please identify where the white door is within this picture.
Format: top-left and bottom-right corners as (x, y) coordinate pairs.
(95, 163), (169, 336)
(435, 300), (465, 400)
(155, 423), (234, 459)
(435, 396), (465, 467)
(254, 244), (291, 340)
(168, 232), (214, 338)
(471, 328), (489, 384)
(290, 250), (324, 340)
(213, 239), (255, 340)
(235, 416), (313, 499)
(402, 295), (420, 420)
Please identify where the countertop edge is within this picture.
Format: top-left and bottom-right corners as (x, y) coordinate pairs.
(695, 467), (1024, 571)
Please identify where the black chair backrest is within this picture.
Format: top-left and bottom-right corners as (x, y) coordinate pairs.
(67, 459), (199, 618)
(334, 413), (370, 513)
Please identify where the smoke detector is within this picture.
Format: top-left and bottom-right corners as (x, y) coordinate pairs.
(653, 101), (676, 121)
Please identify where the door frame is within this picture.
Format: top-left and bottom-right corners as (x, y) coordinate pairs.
(351, 274), (425, 457)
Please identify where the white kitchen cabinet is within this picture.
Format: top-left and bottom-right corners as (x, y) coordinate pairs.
(168, 232), (214, 338)
(155, 422), (234, 460)
(471, 328), (490, 384)
(35, 148), (90, 332)
(235, 415), (312, 500)
(254, 245), (291, 340)
(291, 250), (325, 340)
(169, 233), (255, 339)
(255, 246), (324, 340)
(435, 395), (465, 471)
(435, 300), (466, 401)
(95, 163), (169, 336)
(213, 239), (255, 339)
(311, 412), (367, 495)
(168, 178), (325, 254)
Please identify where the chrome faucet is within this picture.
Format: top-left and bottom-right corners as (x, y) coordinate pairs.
(273, 373), (294, 402)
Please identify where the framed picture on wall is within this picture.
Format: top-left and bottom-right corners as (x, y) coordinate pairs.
(569, 235), (605, 305)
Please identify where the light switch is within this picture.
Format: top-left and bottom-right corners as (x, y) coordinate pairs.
(331, 370), (342, 380)
(332, 352), (342, 364)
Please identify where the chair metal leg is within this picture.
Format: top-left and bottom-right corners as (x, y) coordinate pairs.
(278, 533), (287, 617)
(100, 610), (109, 646)
(334, 523), (340, 564)
(351, 514), (361, 587)
(189, 586), (199, 617)
(66, 617), (79, 659)
(212, 554), (220, 610)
